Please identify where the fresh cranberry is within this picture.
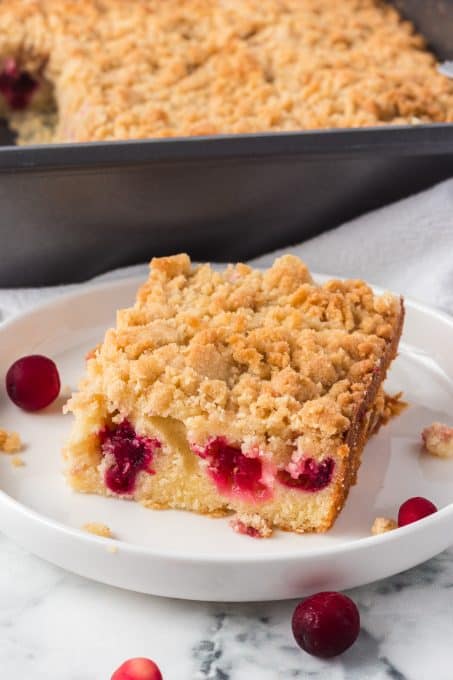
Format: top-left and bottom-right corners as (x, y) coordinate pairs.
(398, 496), (437, 527)
(111, 657), (163, 680)
(194, 437), (270, 499)
(278, 457), (334, 492)
(6, 354), (61, 411)
(292, 592), (360, 658)
(100, 420), (160, 495)
(0, 58), (38, 110)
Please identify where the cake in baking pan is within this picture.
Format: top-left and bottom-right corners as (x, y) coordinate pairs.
(0, 0), (452, 145)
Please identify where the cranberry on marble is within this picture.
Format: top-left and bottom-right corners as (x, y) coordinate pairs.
(292, 591), (360, 658)
(111, 657), (163, 680)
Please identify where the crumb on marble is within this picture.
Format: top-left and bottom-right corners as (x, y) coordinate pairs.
(422, 422), (453, 458)
(10, 454), (25, 468)
(82, 522), (114, 538)
(0, 428), (22, 453)
(371, 516), (398, 535)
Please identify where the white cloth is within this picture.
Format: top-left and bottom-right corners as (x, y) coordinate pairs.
(250, 177), (453, 313)
(1, 178), (453, 322)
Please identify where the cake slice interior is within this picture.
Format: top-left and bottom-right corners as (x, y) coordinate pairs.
(64, 254), (404, 537)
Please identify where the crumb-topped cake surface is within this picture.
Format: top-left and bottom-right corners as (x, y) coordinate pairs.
(0, 0), (452, 144)
(70, 254), (400, 458)
(64, 254), (404, 535)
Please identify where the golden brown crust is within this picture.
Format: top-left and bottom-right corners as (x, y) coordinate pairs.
(345, 300), (404, 486)
(0, 0), (452, 144)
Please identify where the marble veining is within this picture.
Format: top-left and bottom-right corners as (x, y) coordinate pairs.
(1, 532), (453, 679)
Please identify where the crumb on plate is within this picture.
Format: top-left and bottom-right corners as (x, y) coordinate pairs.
(230, 513), (273, 538)
(0, 428), (22, 453)
(82, 522), (114, 538)
(371, 517), (398, 535)
(422, 422), (453, 458)
(10, 454), (25, 468)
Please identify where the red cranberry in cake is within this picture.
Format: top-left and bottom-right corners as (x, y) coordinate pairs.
(6, 354), (60, 411)
(278, 457), (334, 492)
(63, 254), (404, 535)
(111, 657), (163, 680)
(398, 496), (437, 527)
(100, 420), (160, 495)
(292, 592), (360, 658)
(0, 58), (38, 110)
(193, 437), (271, 501)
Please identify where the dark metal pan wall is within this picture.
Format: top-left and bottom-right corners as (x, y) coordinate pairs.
(0, 0), (452, 286)
(0, 126), (452, 287)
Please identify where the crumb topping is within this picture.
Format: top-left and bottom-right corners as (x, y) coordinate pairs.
(82, 522), (114, 538)
(0, 0), (452, 145)
(422, 422), (453, 459)
(10, 454), (25, 468)
(67, 254), (402, 461)
(371, 516), (397, 535)
(0, 427), (22, 453)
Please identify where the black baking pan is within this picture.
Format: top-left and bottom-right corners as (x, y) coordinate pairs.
(0, 0), (452, 287)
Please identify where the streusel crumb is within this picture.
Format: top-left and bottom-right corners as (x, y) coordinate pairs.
(371, 517), (397, 535)
(0, 428), (22, 453)
(0, 0), (452, 145)
(10, 454), (25, 468)
(82, 522), (114, 538)
(422, 422), (453, 459)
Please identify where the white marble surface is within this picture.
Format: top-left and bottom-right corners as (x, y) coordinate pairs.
(2, 530), (453, 679)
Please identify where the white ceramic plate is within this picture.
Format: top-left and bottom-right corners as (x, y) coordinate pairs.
(1, 275), (453, 602)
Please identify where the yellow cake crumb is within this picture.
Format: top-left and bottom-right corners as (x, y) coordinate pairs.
(371, 517), (398, 535)
(10, 454), (25, 468)
(422, 422), (453, 459)
(0, 428), (22, 453)
(107, 544), (118, 554)
(82, 522), (114, 538)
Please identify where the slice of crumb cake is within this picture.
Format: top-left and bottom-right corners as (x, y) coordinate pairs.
(63, 254), (404, 536)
